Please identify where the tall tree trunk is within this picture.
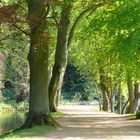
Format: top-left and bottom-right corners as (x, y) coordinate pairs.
(110, 95), (114, 112)
(127, 77), (135, 114)
(96, 84), (102, 111)
(49, 4), (72, 112)
(117, 84), (122, 114)
(122, 99), (129, 114)
(102, 90), (110, 111)
(23, 0), (55, 127)
(109, 82), (117, 113)
(53, 86), (61, 112)
(134, 82), (140, 113)
(99, 68), (110, 111)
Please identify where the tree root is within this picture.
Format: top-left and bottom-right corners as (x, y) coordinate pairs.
(21, 113), (59, 128)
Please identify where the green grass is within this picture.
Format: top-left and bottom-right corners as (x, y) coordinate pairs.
(128, 114), (135, 118)
(51, 111), (64, 118)
(0, 111), (64, 140)
(0, 126), (54, 139)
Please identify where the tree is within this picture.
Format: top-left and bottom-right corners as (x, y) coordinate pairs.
(134, 82), (140, 113)
(23, 0), (55, 127)
(69, 0), (140, 113)
(49, 2), (72, 112)
(49, 1), (105, 112)
(127, 75), (135, 113)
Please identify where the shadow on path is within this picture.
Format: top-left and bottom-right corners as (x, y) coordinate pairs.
(43, 105), (140, 140)
(19, 105), (140, 140)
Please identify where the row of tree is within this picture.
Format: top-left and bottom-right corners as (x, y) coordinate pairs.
(70, 0), (140, 114)
(0, 0), (139, 129)
(0, 0), (107, 127)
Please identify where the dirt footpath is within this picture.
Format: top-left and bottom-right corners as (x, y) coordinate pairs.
(20, 105), (140, 140)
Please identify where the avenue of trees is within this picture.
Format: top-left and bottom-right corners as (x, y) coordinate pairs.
(0, 0), (140, 129)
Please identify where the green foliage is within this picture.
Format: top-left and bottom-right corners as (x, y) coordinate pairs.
(73, 92), (81, 102)
(62, 63), (100, 103)
(16, 102), (29, 111)
(0, 36), (29, 102)
(3, 39), (29, 96)
(2, 89), (15, 100)
(0, 103), (13, 111)
(136, 111), (140, 119)
(0, 100), (29, 111)
(83, 0), (140, 80)
(62, 64), (85, 93)
(61, 92), (76, 101)
(0, 99), (16, 111)
(0, 0), (29, 102)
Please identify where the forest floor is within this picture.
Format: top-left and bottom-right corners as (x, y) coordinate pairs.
(10, 105), (140, 140)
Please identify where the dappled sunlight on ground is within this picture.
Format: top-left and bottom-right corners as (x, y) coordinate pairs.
(11, 105), (140, 140)
(44, 105), (140, 140)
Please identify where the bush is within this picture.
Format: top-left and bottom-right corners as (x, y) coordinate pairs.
(0, 100), (29, 111)
(0, 103), (14, 111)
(136, 111), (140, 119)
(16, 102), (29, 111)
(73, 92), (81, 102)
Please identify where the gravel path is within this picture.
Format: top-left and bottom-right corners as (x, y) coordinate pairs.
(15, 105), (140, 140)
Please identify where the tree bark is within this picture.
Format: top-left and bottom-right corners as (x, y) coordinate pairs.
(122, 99), (129, 114)
(23, 0), (56, 127)
(134, 82), (140, 113)
(96, 84), (102, 111)
(100, 79), (110, 111)
(109, 88), (115, 113)
(49, 4), (72, 112)
(99, 68), (110, 111)
(102, 90), (110, 111)
(127, 77), (135, 114)
(117, 84), (122, 114)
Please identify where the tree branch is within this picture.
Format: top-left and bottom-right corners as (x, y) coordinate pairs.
(47, 16), (59, 26)
(43, 6), (50, 18)
(67, 2), (106, 49)
(10, 22), (30, 36)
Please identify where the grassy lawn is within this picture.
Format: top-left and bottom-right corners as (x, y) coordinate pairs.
(0, 111), (64, 140)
